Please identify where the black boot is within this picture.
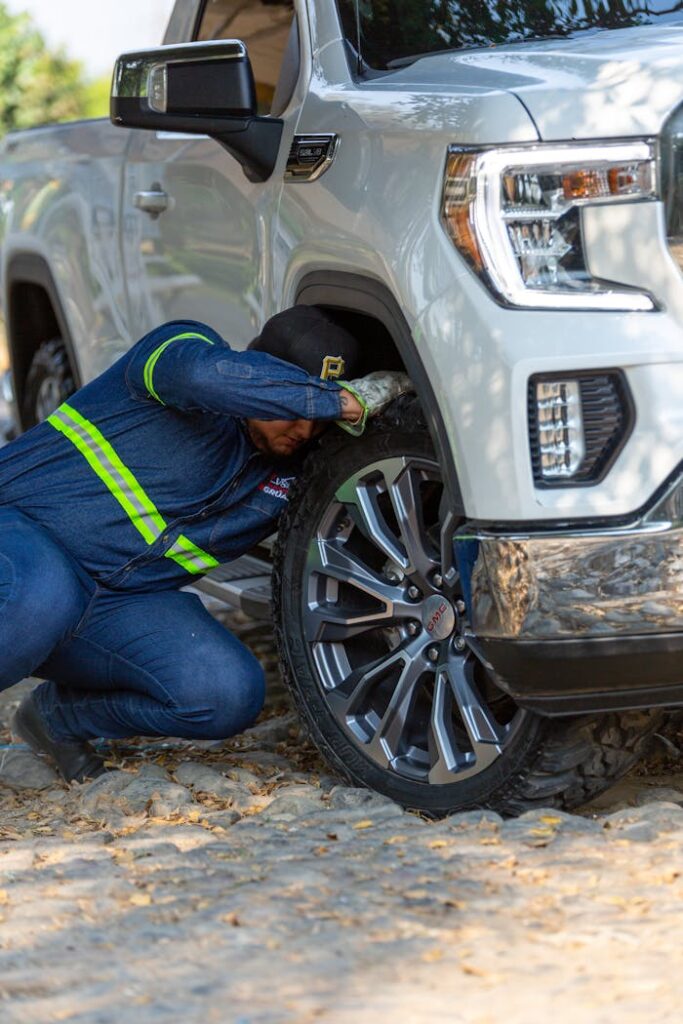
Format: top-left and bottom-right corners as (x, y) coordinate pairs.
(10, 691), (109, 784)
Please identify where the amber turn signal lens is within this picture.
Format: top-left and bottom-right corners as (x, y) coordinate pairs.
(562, 162), (652, 201)
(441, 152), (483, 273)
(562, 169), (606, 200)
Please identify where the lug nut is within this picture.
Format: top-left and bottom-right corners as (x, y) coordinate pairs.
(453, 636), (466, 652)
(408, 585), (420, 600)
(406, 621), (420, 636)
(433, 572), (443, 589)
(386, 571), (400, 583)
(427, 646), (439, 662)
(455, 600), (466, 614)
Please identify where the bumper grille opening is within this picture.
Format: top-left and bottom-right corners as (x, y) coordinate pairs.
(528, 371), (633, 488)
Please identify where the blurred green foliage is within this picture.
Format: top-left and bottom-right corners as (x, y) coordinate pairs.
(0, 3), (96, 132)
(83, 73), (113, 119)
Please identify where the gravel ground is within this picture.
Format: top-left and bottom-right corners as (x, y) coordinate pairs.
(1, 609), (683, 1022)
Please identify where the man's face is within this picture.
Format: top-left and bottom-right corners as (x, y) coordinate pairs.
(246, 417), (325, 458)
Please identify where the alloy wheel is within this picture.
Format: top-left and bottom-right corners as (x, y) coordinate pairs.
(303, 455), (525, 785)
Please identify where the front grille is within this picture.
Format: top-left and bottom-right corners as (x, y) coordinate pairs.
(528, 371), (634, 488)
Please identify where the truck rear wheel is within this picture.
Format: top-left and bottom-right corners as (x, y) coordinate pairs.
(273, 395), (663, 817)
(21, 338), (75, 428)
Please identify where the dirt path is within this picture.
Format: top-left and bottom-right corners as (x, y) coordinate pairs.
(1, 610), (683, 1023)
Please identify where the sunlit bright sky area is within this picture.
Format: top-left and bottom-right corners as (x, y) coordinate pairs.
(5, 0), (177, 78)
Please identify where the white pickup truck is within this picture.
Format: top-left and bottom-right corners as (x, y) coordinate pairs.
(2, 0), (683, 816)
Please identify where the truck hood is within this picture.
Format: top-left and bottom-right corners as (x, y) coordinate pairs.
(388, 24), (683, 140)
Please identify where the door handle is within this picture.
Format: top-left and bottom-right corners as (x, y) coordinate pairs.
(133, 184), (169, 218)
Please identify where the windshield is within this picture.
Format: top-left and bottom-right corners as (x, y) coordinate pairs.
(335, 1), (683, 71)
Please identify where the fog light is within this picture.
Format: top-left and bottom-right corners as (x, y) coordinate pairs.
(535, 380), (584, 478)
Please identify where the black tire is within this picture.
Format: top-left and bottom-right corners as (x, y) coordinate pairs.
(21, 338), (75, 428)
(273, 394), (663, 817)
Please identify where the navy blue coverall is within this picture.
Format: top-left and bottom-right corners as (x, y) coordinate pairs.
(0, 320), (346, 742)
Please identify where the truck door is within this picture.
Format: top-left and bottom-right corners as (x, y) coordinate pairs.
(120, 0), (299, 348)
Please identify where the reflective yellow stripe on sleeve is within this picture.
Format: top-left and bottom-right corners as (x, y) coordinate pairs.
(47, 402), (218, 577)
(143, 331), (215, 404)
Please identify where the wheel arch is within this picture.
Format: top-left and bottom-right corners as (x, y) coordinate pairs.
(5, 252), (81, 430)
(294, 270), (463, 516)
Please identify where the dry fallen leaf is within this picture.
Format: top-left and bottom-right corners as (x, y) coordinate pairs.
(428, 839), (448, 849)
(129, 892), (152, 907)
(422, 947), (444, 962)
(352, 820), (373, 830)
(461, 962), (487, 977)
(0, 827), (22, 841)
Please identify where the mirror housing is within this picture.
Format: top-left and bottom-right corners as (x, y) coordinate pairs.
(111, 41), (283, 182)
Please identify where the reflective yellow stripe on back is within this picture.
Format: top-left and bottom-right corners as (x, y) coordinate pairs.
(47, 402), (217, 576)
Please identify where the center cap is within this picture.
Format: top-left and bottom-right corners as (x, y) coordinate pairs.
(421, 594), (455, 642)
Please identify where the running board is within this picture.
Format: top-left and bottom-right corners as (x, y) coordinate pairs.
(194, 553), (272, 620)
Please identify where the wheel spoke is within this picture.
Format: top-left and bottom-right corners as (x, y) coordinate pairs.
(336, 471), (407, 571)
(428, 670), (461, 781)
(308, 537), (403, 607)
(306, 537), (416, 642)
(388, 462), (439, 587)
(304, 603), (395, 642)
(327, 646), (408, 718)
(445, 652), (505, 750)
(366, 650), (425, 767)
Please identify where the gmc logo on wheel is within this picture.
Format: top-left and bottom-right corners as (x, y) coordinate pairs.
(426, 602), (448, 633)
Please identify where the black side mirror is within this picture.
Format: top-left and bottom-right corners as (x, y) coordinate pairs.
(111, 40), (283, 182)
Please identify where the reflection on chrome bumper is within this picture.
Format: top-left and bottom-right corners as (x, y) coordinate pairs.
(457, 472), (683, 640)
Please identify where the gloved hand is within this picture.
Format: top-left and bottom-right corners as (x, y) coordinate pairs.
(337, 371), (413, 436)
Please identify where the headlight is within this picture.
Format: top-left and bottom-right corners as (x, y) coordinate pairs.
(441, 142), (657, 311)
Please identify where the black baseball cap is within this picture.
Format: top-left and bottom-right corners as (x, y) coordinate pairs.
(248, 305), (361, 381)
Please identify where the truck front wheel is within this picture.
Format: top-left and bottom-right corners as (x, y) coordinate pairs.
(273, 395), (663, 816)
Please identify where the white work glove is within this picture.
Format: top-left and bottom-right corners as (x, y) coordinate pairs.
(337, 371), (413, 436)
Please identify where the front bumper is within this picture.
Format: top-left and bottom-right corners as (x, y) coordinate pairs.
(457, 467), (683, 714)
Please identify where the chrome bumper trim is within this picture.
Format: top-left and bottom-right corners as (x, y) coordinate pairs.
(457, 471), (683, 640)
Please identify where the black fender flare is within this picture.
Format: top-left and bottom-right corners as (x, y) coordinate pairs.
(295, 270), (463, 519)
